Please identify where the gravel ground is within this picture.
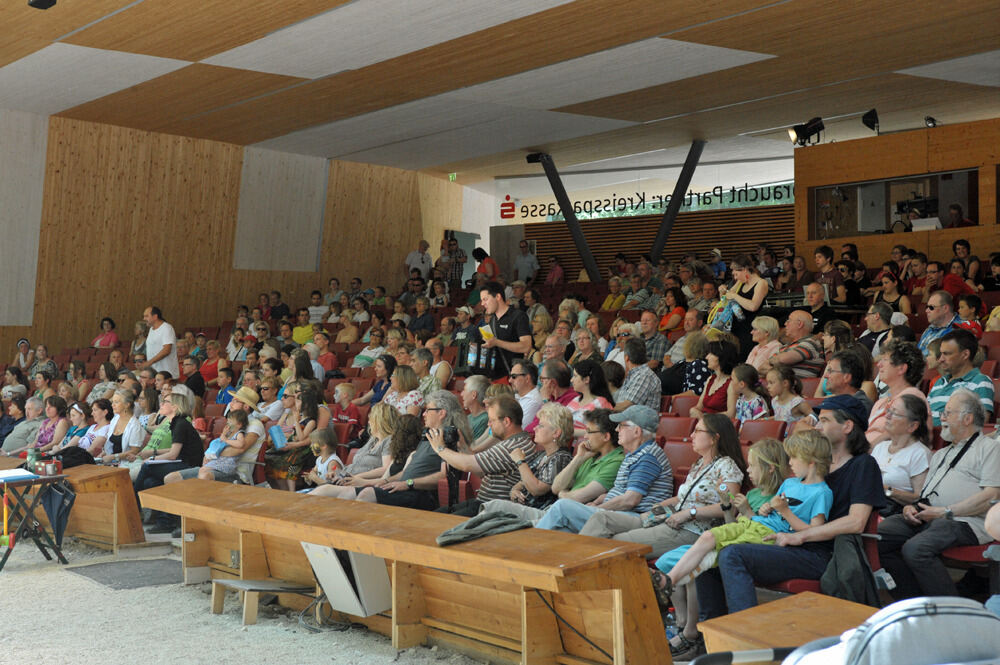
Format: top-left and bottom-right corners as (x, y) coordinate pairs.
(0, 539), (488, 665)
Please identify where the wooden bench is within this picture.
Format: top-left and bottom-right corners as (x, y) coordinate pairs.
(699, 591), (876, 655)
(21, 464), (145, 552)
(140, 480), (668, 665)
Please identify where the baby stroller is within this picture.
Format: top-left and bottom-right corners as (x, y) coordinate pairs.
(690, 596), (1000, 665)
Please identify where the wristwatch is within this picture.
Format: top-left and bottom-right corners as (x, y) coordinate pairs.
(944, 506), (954, 520)
(689, 507), (698, 519)
(406, 479), (414, 489)
(720, 502), (732, 511)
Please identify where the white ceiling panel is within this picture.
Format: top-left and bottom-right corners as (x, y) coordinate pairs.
(0, 43), (189, 116)
(445, 38), (774, 110)
(255, 96), (511, 157)
(897, 50), (1000, 87)
(337, 109), (634, 171)
(202, 0), (575, 79)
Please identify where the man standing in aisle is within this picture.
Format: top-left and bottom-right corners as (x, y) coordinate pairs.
(141, 306), (179, 379)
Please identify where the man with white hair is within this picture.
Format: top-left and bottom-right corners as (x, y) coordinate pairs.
(1, 396), (44, 455)
(878, 389), (1000, 599)
(301, 343), (326, 381)
(405, 239), (433, 281)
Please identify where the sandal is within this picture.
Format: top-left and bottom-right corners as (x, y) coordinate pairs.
(670, 633), (705, 660)
(649, 569), (675, 608)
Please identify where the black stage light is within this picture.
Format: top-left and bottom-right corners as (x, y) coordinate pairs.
(862, 109), (879, 134)
(924, 116), (938, 128)
(788, 117), (824, 146)
(28, 0), (56, 9)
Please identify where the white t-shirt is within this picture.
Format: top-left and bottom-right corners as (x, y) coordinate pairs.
(870, 440), (932, 492)
(405, 250), (432, 280)
(516, 387), (543, 429)
(307, 305), (328, 324)
(147, 321), (179, 378)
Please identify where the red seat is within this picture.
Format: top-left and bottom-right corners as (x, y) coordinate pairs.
(204, 403), (225, 419)
(980, 360), (997, 379)
(656, 416), (696, 444)
(252, 439), (268, 485)
(659, 395), (672, 413)
(738, 419), (786, 445)
(981, 331), (1000, 348)
(332, 422), (352, 444)
(767, 512), (881, 595)
(340, 367), (360, 377)
(670, 395), (700, 418)
(351, 378), (374, 393)
(987, 346), (1000, 363)
(800, 377), (821, 398)
(210, 417), (225, 438)
(662, 442), (701, 488)
(942, 542), (1000, 594)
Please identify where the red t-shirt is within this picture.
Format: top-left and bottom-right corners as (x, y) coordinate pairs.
(330, 403), (361, 440)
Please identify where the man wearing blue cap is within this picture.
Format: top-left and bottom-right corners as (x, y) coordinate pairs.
(696, 394), (884, 614)
(534, 405), (673, 533)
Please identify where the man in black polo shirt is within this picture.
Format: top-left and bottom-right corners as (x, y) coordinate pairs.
(480, 281), (531, 379)
(801, 282), (837, 333)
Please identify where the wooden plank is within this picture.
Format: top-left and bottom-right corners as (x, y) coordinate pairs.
(699, 591), (876, 654)
(139, 480), (651, 592)
(422, 618), (523, 653)
(181, 515), (210, 584)
(240, 531), (270, 580)
(56, 65), (306, 133)
(424, 597), (522, 641)
(392, 562), (427, 649)
(522, 588), (564, 665)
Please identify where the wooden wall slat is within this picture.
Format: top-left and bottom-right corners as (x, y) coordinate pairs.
(523, 206), (794, 281)
(0, 119), (459, 356)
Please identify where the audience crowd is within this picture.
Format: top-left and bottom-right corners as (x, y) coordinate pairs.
(3, 236), (1000, 660)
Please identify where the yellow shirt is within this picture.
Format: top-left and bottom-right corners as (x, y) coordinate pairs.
(292, 325), (313, 346)
(600, 294), (625, 311)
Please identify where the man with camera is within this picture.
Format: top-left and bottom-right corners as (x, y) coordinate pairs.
(878, 388), (1000, 599)
(429, 396), (536, 516)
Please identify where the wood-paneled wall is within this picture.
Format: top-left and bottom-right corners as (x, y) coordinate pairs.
(522, 205), (795, 280)
(0, 118), (461, 357)
(794, 117), (999, 268)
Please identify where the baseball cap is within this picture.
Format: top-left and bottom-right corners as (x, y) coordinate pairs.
(456, 306), (474, 316)
(608, 405), (658, 432)
(815, 394), (869, 432)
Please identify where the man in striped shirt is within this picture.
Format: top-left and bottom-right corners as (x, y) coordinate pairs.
(534, 405), (673, 533)
(918, 290), (959, 357)
(927, 329), (995, 426)
(770, 310), (825, 379)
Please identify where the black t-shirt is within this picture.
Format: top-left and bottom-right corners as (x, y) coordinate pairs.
(485, 306), (531, 379)
(270, 303), (291, 321)
(186, 372), (206, 398)
(806, 453), (885, 553)
(801, 304), (837, 333)
(170, 417), (205, 468)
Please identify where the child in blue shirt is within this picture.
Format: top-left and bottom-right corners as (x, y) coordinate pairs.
(655, 430), (833, 594)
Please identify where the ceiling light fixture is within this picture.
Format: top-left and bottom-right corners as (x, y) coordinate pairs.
(862, 109), (879, 135)
(787, 117), (824, 146)
(28, 0), (56, 8)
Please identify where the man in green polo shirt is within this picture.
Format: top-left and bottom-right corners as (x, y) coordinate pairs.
(477, 408), (623, 521)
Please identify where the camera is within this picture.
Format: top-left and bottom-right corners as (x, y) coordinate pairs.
(424, 426), (459, 450)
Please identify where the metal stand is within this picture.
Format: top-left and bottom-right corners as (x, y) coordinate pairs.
(0, 475), (69, 572)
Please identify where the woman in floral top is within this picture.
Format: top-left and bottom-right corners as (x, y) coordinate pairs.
(582, 414), (747, 659)
(381, 365), (424, 416)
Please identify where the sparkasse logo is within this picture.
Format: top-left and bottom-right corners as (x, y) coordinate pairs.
(499, 195), (516, 219)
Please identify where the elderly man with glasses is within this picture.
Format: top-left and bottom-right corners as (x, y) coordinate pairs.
(534, 405), (672, 533)
(878, 388), (1000, 599)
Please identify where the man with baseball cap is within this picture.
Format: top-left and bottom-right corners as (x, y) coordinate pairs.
(534, 405), (673, 534)
(697, 393), (884, 615)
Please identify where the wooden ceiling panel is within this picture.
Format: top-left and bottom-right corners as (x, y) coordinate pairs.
(436, 75), (1000, 182)
(62, 0), (352, 61)
(56, 64), (306, 133)
(558, 0), (1000, 122)
(0, 1), (134, 67)
(150, 0), (772, 145)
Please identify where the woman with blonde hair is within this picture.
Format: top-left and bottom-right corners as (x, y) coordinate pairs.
(744, 316), (781, 372)
(311, 402), (400, 498)
(130, 321), (149, 361)
(382, 365), (424, 416)
(531, 309), (554, 362)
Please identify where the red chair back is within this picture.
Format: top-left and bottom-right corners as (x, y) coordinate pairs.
(656, 416), (696, 444)
(662, 442), (701, 487)
(738, 419), (786, 445)
(670, 395), (700, 418)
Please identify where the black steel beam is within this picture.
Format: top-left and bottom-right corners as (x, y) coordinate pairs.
(650, 140), (706, 263)
(527, 152), (602, 282)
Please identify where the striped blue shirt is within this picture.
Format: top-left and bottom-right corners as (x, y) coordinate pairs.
(927, 368), (995, 426)
(918, 315), (958, 356)
(604, 440), (674, 513)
